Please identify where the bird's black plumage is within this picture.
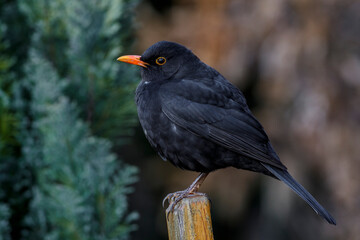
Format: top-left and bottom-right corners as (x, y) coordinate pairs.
(119, 41), (336, 224)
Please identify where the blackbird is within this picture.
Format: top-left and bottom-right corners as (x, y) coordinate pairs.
(117, 41), (336, 225)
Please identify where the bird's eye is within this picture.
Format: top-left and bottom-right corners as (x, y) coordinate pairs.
(156, 57), (166, 65)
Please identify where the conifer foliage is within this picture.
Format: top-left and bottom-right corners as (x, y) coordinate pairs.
(18, 50), (138, 239)
(0, 0), (139, 239)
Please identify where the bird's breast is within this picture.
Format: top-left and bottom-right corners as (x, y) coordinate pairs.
(135, 82), (235, 172)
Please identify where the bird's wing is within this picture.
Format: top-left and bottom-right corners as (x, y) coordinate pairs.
(159, 79), (286, 170)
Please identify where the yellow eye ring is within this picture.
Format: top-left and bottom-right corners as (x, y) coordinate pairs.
(156, 57), (166, 65)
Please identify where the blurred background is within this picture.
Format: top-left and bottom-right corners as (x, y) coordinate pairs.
(1, 0), (359, 239)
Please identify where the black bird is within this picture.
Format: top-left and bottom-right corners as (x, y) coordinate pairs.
(117, 41), (336, 225)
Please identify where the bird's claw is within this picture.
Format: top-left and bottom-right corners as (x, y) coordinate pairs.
(164, 190), (207, 218)
(162, 191), (183, 208)
(162, 193), (173, 207)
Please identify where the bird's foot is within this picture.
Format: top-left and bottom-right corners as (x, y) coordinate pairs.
(163, 188), (207, 216)
(162, 189), (197, 207)
(162, 192), (180, 208)
(163, 173), (209, 217)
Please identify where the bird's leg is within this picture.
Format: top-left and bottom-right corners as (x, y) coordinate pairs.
(163, 173), (209, 213)
(187, 172), (209, 193)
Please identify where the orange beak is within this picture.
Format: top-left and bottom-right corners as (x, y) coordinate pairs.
(117, 55), (149, 68)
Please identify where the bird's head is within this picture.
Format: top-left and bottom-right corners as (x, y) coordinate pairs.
(117, 41), (202, 82)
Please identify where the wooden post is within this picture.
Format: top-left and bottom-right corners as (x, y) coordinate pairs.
(166, 195), (214, 240)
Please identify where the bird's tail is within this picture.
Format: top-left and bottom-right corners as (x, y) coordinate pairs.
(262, 164), (336, 225)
